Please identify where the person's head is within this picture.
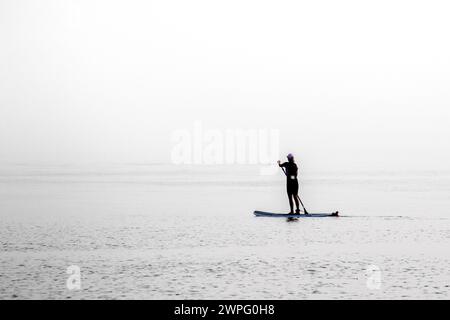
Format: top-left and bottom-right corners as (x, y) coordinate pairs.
(287, 153), (294, 163)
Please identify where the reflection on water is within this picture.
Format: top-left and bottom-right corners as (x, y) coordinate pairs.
(0, 164), (449, 299)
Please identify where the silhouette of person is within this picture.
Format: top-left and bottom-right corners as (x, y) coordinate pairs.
(278, 154), (301, 214)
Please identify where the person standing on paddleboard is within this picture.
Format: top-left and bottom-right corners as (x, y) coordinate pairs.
(278, 154), (305, 215)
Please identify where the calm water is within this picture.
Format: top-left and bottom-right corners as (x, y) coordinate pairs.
(0, 164), (449, 299)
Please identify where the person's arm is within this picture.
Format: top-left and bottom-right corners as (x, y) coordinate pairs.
(278, 161), (288, 176)
(277, 161), (287, 167)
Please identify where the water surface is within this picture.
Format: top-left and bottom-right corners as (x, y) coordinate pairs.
(1, 164), (449, 299)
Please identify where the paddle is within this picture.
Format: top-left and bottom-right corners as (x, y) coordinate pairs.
(280, 166), (309, 214)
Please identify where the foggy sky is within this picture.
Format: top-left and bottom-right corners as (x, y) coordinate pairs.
(1, 0), (449, 171)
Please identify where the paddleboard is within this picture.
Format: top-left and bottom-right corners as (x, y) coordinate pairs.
(254, 211), (339, 218)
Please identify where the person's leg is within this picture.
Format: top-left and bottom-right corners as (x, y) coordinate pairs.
(287, 193), (294, 214)
(294, 194), (300, 213)
(292, 180), (300, 213)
